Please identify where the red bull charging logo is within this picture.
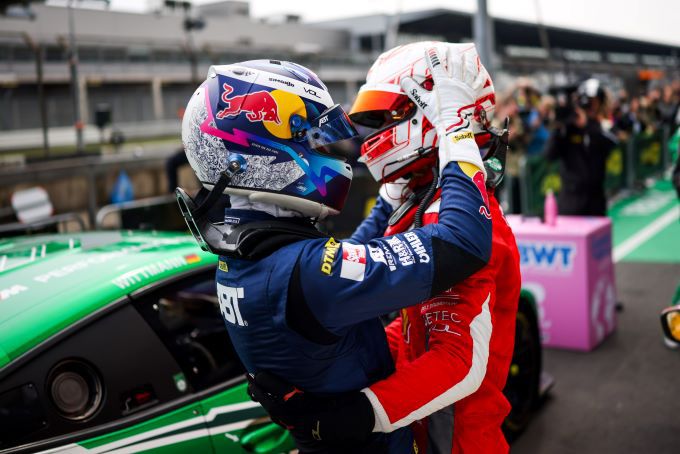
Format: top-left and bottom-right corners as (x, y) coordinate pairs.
(472, 170), (492, 220)
(216, 83), (282, 124)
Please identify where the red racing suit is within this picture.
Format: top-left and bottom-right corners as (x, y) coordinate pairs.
(363, 190), (521, 453)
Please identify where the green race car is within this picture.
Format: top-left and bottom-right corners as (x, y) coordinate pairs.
(0, 230), (546, 452)
(0, 231), (294, 453)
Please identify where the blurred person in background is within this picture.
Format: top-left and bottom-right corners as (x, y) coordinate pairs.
(493, 92), (523, 213)
(658, 84), (679, 130)
(612, 89), (641, 139)
(526, 95), (555, 157)
(546, 78), (617, 216)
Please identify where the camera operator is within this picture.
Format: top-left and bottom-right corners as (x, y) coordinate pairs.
(546, 78), (617, 216)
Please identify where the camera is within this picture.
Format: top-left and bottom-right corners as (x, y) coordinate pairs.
(550, 78), (605, 124)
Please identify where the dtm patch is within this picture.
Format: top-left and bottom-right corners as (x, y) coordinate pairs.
(340, 243), (367, 282)
(320, 237), (341, 275)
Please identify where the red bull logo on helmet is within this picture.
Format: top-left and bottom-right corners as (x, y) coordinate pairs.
(216, 83), (282, 124)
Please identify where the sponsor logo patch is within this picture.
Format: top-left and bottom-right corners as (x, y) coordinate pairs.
(403, 232), (430, 263)
(217, 283), (247, 326)
(368, 245), (397, 271)
(451, 131), (474, 142)
(340, 243), (367, 281)
(184, 254), (201, 264)
(218, 260), (229, 272)
(386, 236), (415, 266)
(217, 82), (281, 124)
(320, 237), (341, 275)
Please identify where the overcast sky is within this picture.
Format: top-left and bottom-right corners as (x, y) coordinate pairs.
(82, 0), (680, 47)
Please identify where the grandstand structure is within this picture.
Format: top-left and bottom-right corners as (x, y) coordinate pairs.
(1, 2), (678, 146)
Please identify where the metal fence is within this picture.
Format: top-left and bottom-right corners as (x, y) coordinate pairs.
(517, 126), (676, 216)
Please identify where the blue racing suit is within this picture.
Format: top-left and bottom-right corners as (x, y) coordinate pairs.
(216, 161), (492, 453)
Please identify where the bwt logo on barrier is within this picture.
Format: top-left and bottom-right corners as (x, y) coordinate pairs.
(518, 241), (577, 272)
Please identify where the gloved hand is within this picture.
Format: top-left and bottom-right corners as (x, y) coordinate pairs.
(399, 46), (487, 176)
(246, 371), (375, 445)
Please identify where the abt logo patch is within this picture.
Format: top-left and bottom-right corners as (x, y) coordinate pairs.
(217, 283), (247, 326)
(340, 243), (366, 281)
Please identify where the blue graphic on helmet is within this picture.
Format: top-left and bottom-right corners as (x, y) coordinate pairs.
(195, 63), (355, 214)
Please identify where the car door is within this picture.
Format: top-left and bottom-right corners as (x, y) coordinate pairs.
(130, 268), (294, 453)
(0, 294), (214, 453)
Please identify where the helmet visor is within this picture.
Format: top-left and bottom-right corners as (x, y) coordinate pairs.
(349, 89), (416, 129)
(306, 104), (359, 149)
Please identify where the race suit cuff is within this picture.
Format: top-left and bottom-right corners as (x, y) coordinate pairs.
(437, 127), (486, 178)
(361, 387), (392, 433)
(378, 186), (402, 211)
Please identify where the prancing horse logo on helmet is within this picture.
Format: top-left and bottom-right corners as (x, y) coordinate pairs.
(216, 83), (282, 124)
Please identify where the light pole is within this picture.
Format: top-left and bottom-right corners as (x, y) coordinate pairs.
(473, 0), (495, 75)
(67, 0), (85, 154)
(164, 1), (205, 86)
(25, 35), (49, 158)
(67, 0), (109, 154)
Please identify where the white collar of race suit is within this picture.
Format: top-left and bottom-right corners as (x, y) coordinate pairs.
(229, 195), (303, 218)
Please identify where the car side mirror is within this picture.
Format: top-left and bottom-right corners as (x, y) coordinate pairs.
(660, 305), (680, 345)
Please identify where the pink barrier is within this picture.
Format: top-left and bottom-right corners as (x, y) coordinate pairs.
(506, 215), (617, 351)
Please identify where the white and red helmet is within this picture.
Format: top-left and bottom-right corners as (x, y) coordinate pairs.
(350, 41), (496, 183)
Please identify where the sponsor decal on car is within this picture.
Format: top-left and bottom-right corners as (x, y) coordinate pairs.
(339, 243), (366, 282)
(320, 237), (340, 275)
(185, 254), (201, 264)
(47, 401), (265, 453)
(0, 284), (28, 301)
(34, 239), (184, 284)
(111, 256), (193, 289)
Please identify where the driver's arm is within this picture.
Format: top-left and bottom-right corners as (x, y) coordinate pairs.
(291, 158), (491, 334)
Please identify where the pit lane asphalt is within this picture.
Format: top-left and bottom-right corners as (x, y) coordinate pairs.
(513, 261), (680, 454)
